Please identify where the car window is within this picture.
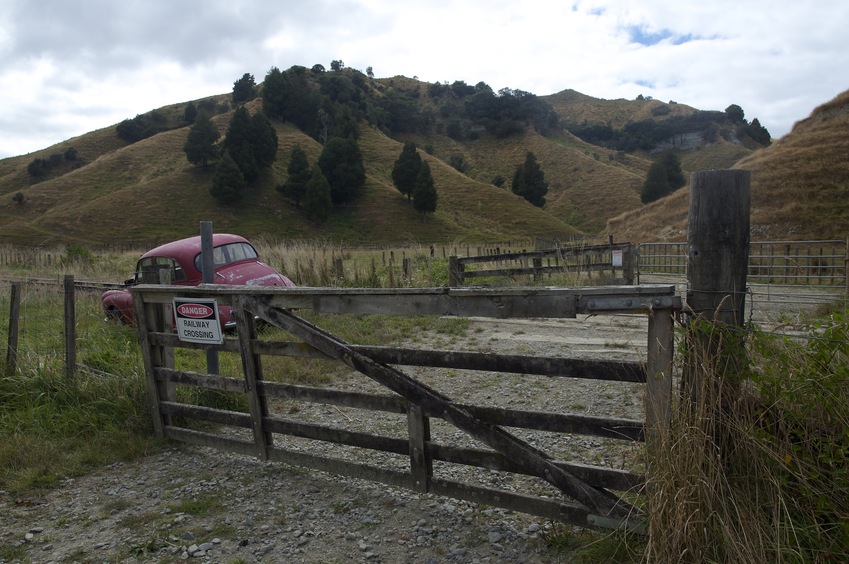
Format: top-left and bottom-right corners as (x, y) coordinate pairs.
(136, 257), (187, 284)
(194, 242), (259, 272)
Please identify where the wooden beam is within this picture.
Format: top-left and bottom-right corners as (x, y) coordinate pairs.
(242, 295), (637, 519)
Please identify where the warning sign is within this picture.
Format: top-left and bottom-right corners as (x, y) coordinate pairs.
(612, 249), (623, 268)
(172, 298), (223, 344)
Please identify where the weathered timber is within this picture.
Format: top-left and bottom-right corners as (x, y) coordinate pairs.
(264, 418), (409, 454)
(155, 368), (246, 393)
(5, 282), (20, 375)
(408, 404), (432, 493)
(267, 446), (413, 490)
(241, 295), (637, 519)
(233, 301), (272, 460)
(159, 402), (252, 428)
(429, 444), (642, 491)
(164, 426), (256, 457)
(132, 284), (678, 317)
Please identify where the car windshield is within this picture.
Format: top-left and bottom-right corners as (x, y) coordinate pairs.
(193, 242), (259, 272)
(136, 256), (187, 284)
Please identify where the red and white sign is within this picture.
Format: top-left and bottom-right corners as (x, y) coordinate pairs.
(172, 298), (223, 344)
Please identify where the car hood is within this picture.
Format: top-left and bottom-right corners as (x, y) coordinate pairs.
(215, 261), (295, 287)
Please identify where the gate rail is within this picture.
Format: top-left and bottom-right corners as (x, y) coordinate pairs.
(133, 285), (679, 531)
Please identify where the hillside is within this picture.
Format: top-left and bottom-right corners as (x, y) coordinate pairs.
(0, 68), (763, 246)
(606, 89), (849, 242)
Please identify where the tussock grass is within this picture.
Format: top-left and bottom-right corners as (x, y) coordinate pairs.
(646, 313), (849, 562)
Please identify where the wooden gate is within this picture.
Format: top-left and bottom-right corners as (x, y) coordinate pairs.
(133, 285), (680, 531)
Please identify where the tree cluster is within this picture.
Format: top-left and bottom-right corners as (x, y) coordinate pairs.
(391, 142), (437, 217)
(207, 106), (278, 204)
(427, 81), (560, 138)
(116, 111), (171, 143)
(568, 104), (771, 152)
(27, 148), (81, 179)
(511, 152), (548, 208)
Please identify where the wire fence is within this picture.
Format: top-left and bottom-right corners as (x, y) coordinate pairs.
(1, 278), (140, 377)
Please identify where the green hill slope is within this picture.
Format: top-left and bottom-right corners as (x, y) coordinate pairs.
(0, 70), (763, 246)
(605, 89), (849, 242)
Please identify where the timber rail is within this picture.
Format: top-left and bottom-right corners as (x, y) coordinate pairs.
(133, 284), (680, 531)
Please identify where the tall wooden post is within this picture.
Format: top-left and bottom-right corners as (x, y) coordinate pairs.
(200, 221), (219, 375)
(5, 282), (21, 376)
(64, 275), (76, 380)
(684, 169), (750, 406)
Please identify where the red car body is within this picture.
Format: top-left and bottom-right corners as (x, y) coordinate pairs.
(102, 234), (295, 327)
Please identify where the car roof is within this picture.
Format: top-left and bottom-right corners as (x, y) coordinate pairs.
(140, 234), (252, 264)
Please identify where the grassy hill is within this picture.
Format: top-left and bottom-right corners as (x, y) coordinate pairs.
(0, 70), (768, 247)
(606, 89), (849, 242)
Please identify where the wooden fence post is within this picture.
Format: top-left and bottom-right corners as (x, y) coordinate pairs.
(5, 282), (21, 376)
(684, 169), (751, 407)
(64, 275), (76, 380)
(200, 221), (219, 375)
(448, 256), (463, 286)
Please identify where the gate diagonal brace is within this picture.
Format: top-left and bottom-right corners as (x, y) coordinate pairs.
(241, 295), (638, 520)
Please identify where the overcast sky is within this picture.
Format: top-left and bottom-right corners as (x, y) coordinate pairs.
(1, 0), (847, 159)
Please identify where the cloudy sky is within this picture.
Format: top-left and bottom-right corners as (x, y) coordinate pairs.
(1, 0), (847, 159)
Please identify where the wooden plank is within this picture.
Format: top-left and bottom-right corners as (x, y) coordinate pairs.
(453, 405), (643, 441)
(159, 402), (252, 428)
(156, 368), (246, 393)
(353, 346), (645, 382)
(429, 444), (643, 491)
(134, 293), (166, 437)
(408, 404), (432, 493)
(133, 284), (678, 318)
(243, 296), (637, 519)
(234, 296), (271, 460)
(260, 381), (408, 413)
(164, 426), (256, 456)
(429, 478), (595, 527)
(264, 418), (409, 454)
(266, 446), (413, 490)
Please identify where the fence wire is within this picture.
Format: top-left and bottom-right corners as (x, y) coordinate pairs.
(1, 279), (142, 377)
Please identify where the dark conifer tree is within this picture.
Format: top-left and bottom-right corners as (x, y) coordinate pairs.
(640, 161), (672, 204)
(511, 152), (548, 207)
(279, 144), (311, 206)
(183, 110), (220, 167)
(302, 165), (332, 222)
(317, 137), (366, 204)
(412, 161), (438, 216)
(391, 141), (422, 200)
(251, 112), (278, 169)
(210, 152), (246, 204)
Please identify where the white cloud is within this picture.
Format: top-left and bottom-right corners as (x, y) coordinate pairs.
(1, 0), (847, 158)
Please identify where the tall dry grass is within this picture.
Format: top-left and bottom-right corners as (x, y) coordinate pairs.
(646, 314), (849, 562)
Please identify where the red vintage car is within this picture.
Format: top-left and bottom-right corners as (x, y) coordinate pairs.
(102, 233), (295, 327)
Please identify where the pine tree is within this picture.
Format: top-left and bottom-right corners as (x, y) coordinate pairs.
(511, 152), (548, 207)
(640, 161), (671, 204)
(318, 137), (366, 204)
(183, 110), (220, 167)
(658, 152), (686, 190)
(223, 107), (259, 181)
(412, 161), (438, 216)
(251, 112), (278, 169)
(210, 152), (246, 204)
(302, 166), (332, 222)
(279, 145), (311, 206)
(391, 141), (422, 200)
